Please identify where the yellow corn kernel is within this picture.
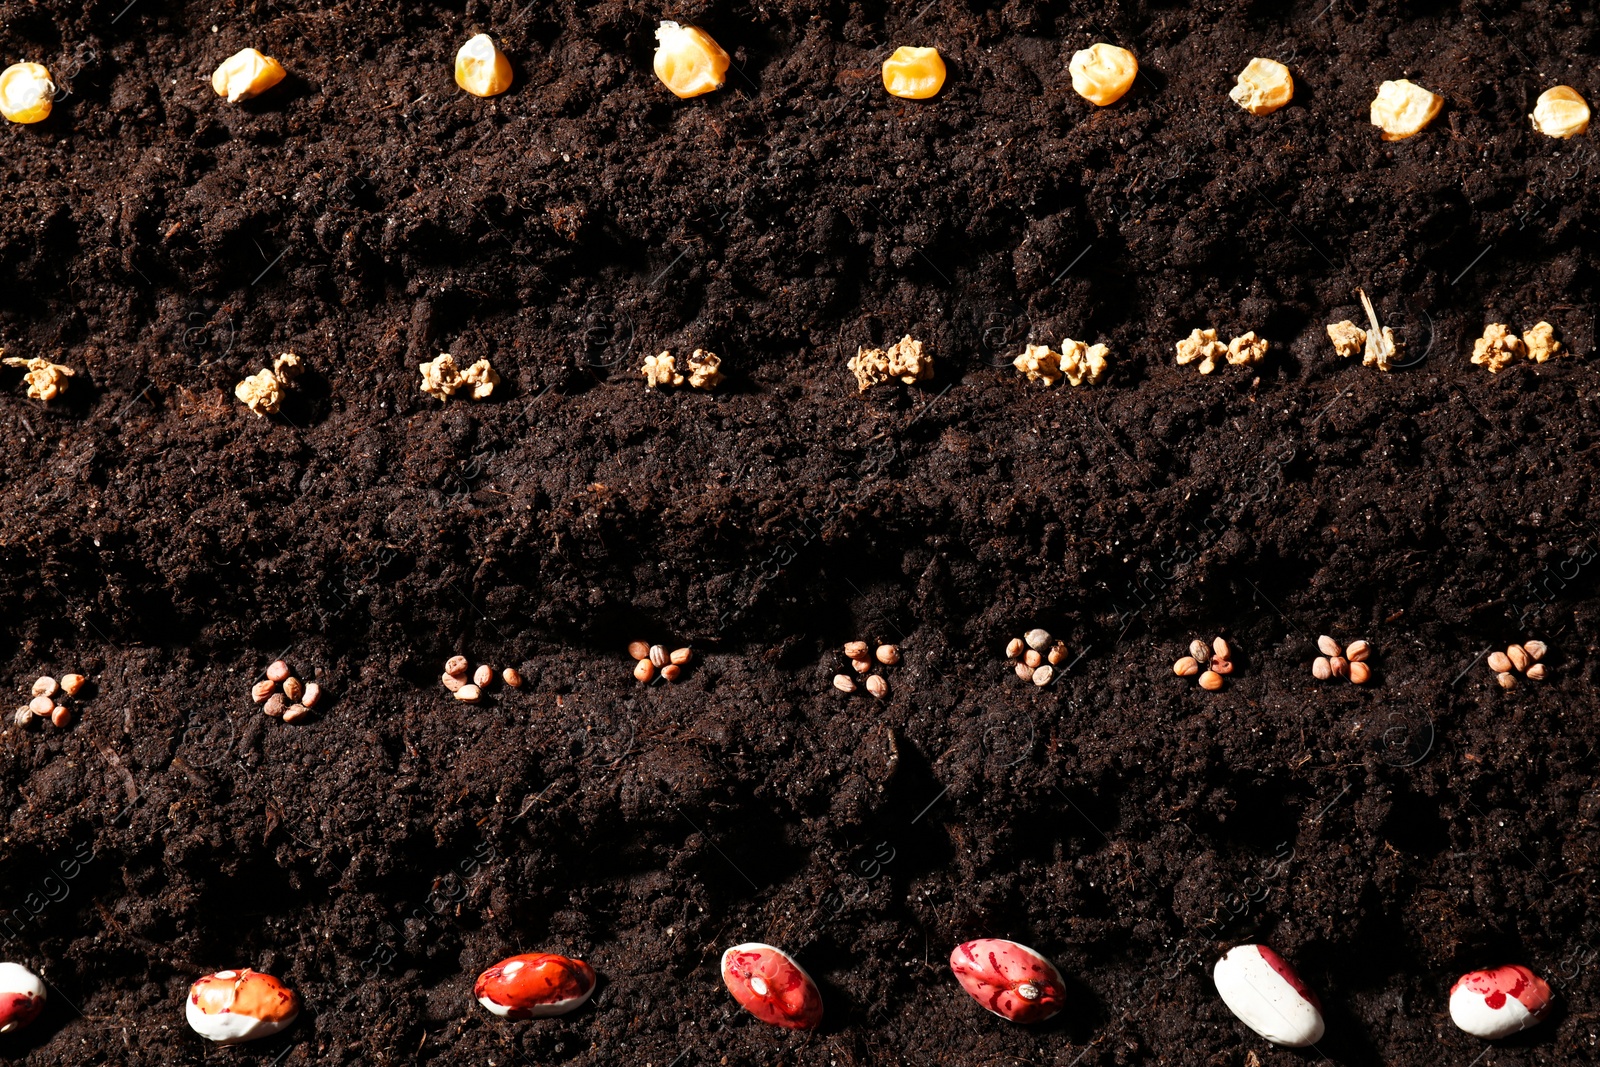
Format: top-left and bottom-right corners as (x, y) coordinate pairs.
(1229, 58), (1293, 116)
(455, 33), (512, 98)
(212, 47), (287, 103)
(1530, 85), (1589, 139)
(653, 21), (729, 99)
(1069, 43), (1137, 106)
(0, 63), (54, 124)
(882, 46), (946, 100)
(1370, 79), (1441, 140)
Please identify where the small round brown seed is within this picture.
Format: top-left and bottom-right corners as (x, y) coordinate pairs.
(263, 693), (286, 717)
(661, 663), (682, 682)
(59, 673), (86, 697)
(670, 647), (693, 666)
(502, 668), (522, 688)
(1032, 664), (1054, 686)
(445, 655), (470, 677)
(1199, 670), (1224, 691)
(1174, 656), (1200, 677)
(844, 640), (870, 659)
(852, 657), (873, 674)
(1190, 639), (1209, 661)
(1212, 637), (1230, 659)
(28, 695), (53, 715)
(1015, 662), (1034, 681)
(50, 705), (71, 728)
(267, 660), (290, 683)
(876, 644), (900, 666)
(1526, 663), (1547, 681)
(866, 675), (888, 698)
(302, 681), (322, 708)
(282, 703), (310, 723)
(1312, 656), (1331, 680)
(454, 684), (482, 702)
(1349, 661), (1370, 684)
(1024, 650), (1042, 669)
(1006, 637), (1024, 659)
(31, 676), (57, 698)
(833, 673), (857, 694)
(1345, 640), (1370, 663)
(441, 671), (464, 692)
(1506, 645), (1530, 673)
(1523, 640), (1547, 662)
(627, 641), (650, 661)
(634, 660), (655, 683)
(1025, 628), (1052, 652)
(13, 708), (33, 727)
(251, 679), (276, 703)
(649, 645), (669, 668)
(1047, 643), (1067, 666)
(1486, 651), (1512, 674)
(1496, 671), (1517, 690)
(473, 664), (493, 688)
(283, 677), (304, 702)
(1328, 656), (1348, 678)
(1317, 635), (1341, 657)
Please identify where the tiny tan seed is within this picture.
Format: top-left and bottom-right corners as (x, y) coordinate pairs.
(1190, 639), (1209, 661)
(1349, 661), (1371, 684)
(445, 655), (470, 677)
(1329, 656), (1348, 678)
(627, 641), (650, 661)
(302, 681), (322, 708)
(282, 703), (310, 723)
(833, 673), (857, 694)
(1317, 635), (1341, 657)
(1523, 640), (1547, 662)
(454, 684), (482, 702)
(59, 673), (85, 697)
(1024, 650), (1042, 669)
(1047, 643), (1067, 666)
(474, 664), (493, 688)
(1174, 656), (1200, 677)
(844, 641), (870, 659)
(252, 679), (276, 703)
(852, 657), (873, 674)
(502, 668), (522, 688)
(1506, 645), (1530, 673)
(283, 677), (304, 702)
(876, 644), (900, 666)
(28, 695), (53, 715)
(1025, 629), (1052, 651)
(671, 647), (693, 665)
(1312, 656), (1332, 680)
(50, 705), (71, 728)
(661, 663), (682, 682)
(267, 660), (290, 683)
(31, 676), (57, 698)
(263, 693), (286, 717)
(649, 645), (669, 668)
(1345, 640), (1370, 663)
(634, 660), (655, 683)
(1032, 664), (1054, 686)
(866, 675), (888, 698)
(1212, 637), (1230, 658)
(1486, 651), (1512, 674)
(441, 672), (464, 692)
(1526, 663), (1547, 680)
(1198, 670), (1224, 691)
(1015, 662), (1034, 681)
(1496, 671), (1517, 690)
(1006, 638), (1024, 659)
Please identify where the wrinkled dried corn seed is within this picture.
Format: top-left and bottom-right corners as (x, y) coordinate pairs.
(474, 664), (493, 688)
(634, 660), (654, 683)
(1005, 638), (1024, 659)
(1312, 656), (1331, 680)
(1174, 656), (1200, 677)
(832, 673), (856, 694)
(454, 684), (481, 703)
(671, 647), (693, 666)
(1530, 86), (1589, 139)
(627, 641), (650, 661)
(0, 63), (54, 124)
(1176, 328), (1227, 375)
(653, 21), (729, 99)
(1486, 651), (1512, 674)
(843, 641), (869, 659)
(1471, 323), (1526, 373)
(1230, 58), (1293, 116)
(882, 46), (946, 100)
(212, 48), (287, 104)
(1345, 640), (1370, 662)
(866, 675), (888, 698)
(876, 644), (900, 666)
(1317, 635), (1341, 657)
(1371, 79), (1441, 140)
(1327, 320), (1367, 358)
(455, 34), (512, 98)
(250, 680), (274, 705)
(1199, 670), (1224, 691)
(1525, 322), (1562, 363)
(1506, 645), (1530, 672)
(59, 673), (85, 697)
(1070, 43), (1137, 107)
(1348, 661), (1370, 684)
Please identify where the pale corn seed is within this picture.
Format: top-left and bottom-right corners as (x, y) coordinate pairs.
(1024, 650), (1042, 669)
(1047, 644), (1067, 666)
(266, 660), (290, 683)
(1496, 671), (1517, 690)
(1486, 651), (1512, 674)
(302, 681), (321, 708)
(1032, 664), (1054, 686)
(1174, 656), (1200, 677)
(866, 675), (888, 699)
(649, 645), (669, 668)
(852, 657), (873, 674)
(1506, 645), (1530, 673)
(454, 33), (513, 99)
(1312, 657), (1332, 680)
(1349, 661), (1370, 685)
(671, 648), (693, 665)
(1024, 629), (1052, 652)
(662, 664), (682, 682)
(882, 45), (946, 100)
(50, 705), (71, 728)
(441, 672), (464, 692)
(1317, 635), (1341, 657)
(1526, 663), (1547, 681)
(1329, 656), (1348, 678)
(59, 673), (85, 697)
(445, 655), (469, 677)
(263, 693), (286, 717)
(844, 641), (869, 659)
(1530, 85), (1590, 139)
(1070, 42), (1138, 107)
(1014, 662), (1034, 681)
(627, 641), (650, 661)
(1006, 638), (1024, 659)
(1371, 79), (1442, 140)
(653, 21), (730, 99)
(634, 660), (655, 683)
(1524, 640), (1547, 661)
(282, 703), (310, 723)
(1212, 637), (1230, 658)
(212, 47), (286, 103)
(31, 676), (57, 698)
(1189, 639), (1209, 661)
(1229, 57), (1293, 116)
(502, 668), (522, 688)
(0, 62), (54, 125)
(833, 674), (857, 694)
(454, 684), (482, 703)
(876, 644), (900, 666)
(474, 664), (493, 688)
(283, 677), (304, 702)
(251, 679), (276, 703)
(1198, 670), (1224, 691)
(1345, 640), (1370, 663)
(28, 695), (53, 715)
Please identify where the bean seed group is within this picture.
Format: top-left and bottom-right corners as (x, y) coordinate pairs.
(832, 640), (898, 698)
(1489, 640), (1548, 690)
(1005, 628), (1068, 686)
(12, 671), (89, 730)
(1174, 637), (1233, 691)
(631, 642), (692, 684)
(254, 659), (320, 723)
(1313, 636), (1372, 685)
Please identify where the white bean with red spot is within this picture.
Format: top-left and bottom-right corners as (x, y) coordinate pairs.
(0, 962), (45, 1034)
(185, 969), (300, 1044)
(1449, 965), (1552, 1039)
(1212, 944), (1325, 1047)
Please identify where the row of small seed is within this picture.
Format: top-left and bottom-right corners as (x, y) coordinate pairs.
(1006, 629), (1069, 686)
(12, 673), (87, 729)
(251, 660), (321, 722)
(442, 655), (523, 702)
(832, 641), (899, 698)
(629, 642), (692, 683)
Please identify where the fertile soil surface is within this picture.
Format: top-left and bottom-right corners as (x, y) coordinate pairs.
(3, 0), (1599, 1064)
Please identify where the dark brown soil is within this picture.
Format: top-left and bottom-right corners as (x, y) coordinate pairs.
(2, 0), (1599, 1064)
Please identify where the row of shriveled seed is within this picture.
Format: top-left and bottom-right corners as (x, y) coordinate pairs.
(441, 656), (523, 702)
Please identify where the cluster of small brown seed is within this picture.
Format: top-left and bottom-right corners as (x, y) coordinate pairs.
(251, 660), (321, 722)
(442, 655), (522, 702)
(12, 672), (87, 729)
(1174, 638), (1233, 691)
(1488, 640), (1547, 690)
(1312, 635), (1371, 684)
(831, 641), (899, 698)
(630, 642), (692, 683)
(1005, 629), (1068, 687)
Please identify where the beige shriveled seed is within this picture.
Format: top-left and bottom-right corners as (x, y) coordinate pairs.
(445, 655), (469, 677)
(1356, 289), (1399, 371)
(1349, 661), (1371, 684)
(302, 681), (321, 707)
(1525, 322), (1561, 363)
(1317, 635), (1341, 657)
(1024, 650), (1042, 669)
(263, 693), (286, 717)
(1486, 651), (1512, 673)
(1060, 338), (1110, 387)
(844, 641), (870, 659)
(852, 657), (873, 674)
(1189, 639), (1209, 661)
(454, 684), (482, 703)
(671, 648), (693, 666)
(1371, 79), (1442, 140)
(833, 673), (857, 694)
(1496, 671), (1517, 690)
(876, 644), (900, 666)
(1506, 645), (1530, 673)
(29, 695), (53, 715)
(59, 673), (85, 697)
(282, 703), (310, 723)
(501, 668), (522, 688)
(1345, 640), (1370, 663)
(627, 641), (650, 661)
(283, 677), (304, 702)
(441, 671), (464, 692)
(1471, 323), (1526, 373)
(1032, 664), (1054, 686)
(32, 677), (57, 698)
(1013, 344), (1063, 386)
(13, 708), (33, 727)
(267, 660), (290, 683)
(866, 675), (888, 699)
(1524, 641), (1547, 661)
(661, 664), (683, 682)
(50, 705), (71, 728)
(235, 369), (284, 416)
(1230, 58), (1293, 116)
(1174, 656), (1200, 677)
(886, 335), (933, 384)
(1014, 662), (1034, 681)
(1530, 85), (1589, 139)
(1526, 663), (1547, 680)
(1199, 670), (1224, 691)
(1047, 644), (1067, 667)
(1327, 320), (1367, 358)
(1312, 657), (1332, 680)
(251, 679), (277, 703)
(634, 660), (655, 683)
(649, 645), (669, 669)
(687, 350), (723, 390)
(1328, 656), (1348, 678)
(1226, 332), (1268, 367)
(1176, 329), (1227, 375)
(1006, 638), (1025, 658)
(473, 664), (493, 688)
